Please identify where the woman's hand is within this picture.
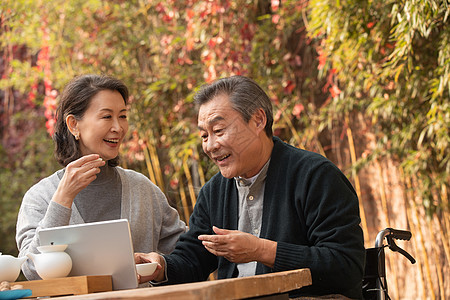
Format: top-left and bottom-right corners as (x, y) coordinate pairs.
(52, 154), (105, 208)
(134, 252), (165, 283)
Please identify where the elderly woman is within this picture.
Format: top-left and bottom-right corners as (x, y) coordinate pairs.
(16, 74), (186, 280)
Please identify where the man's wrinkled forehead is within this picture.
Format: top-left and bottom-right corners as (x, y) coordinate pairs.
(197, 101), (239, 128)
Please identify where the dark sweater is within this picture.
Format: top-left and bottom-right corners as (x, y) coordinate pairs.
(164, 137), (365, 299)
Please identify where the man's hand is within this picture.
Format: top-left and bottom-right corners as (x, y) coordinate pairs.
(198, 226), (276, 267)
(134, 252), (165, 283)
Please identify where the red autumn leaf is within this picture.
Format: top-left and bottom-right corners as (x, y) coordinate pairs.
(292, 103), (304, 119)
(329, 84), (341, 98)
(284, 80), (296, 94)
(170, 178), (179, 189)
(274, 110), (282, 122)
(271, 0), (280, 11)
(164, 165), (171, 176)
(240, 23), (254, 40)
(208, 39), (216, 48)
(186, 39), (194, 51)
(272, 14), (280, 24)
(155, 3), (165, 13)
(318, 49), (327, 70)
(186, 9), (195, 19)
(44, 109), (54, 120)
(28, 91), (36, 101)
(45, 118), (56, 137)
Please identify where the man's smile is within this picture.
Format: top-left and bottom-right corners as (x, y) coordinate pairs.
(215, 154), (231, 162)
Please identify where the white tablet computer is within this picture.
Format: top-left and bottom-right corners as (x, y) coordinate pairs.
(38, 219), (138, 290)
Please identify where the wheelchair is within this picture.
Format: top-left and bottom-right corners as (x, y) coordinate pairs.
(362, 228), (416, 300)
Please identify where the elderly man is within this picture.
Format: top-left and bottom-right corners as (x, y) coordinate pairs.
(136, 76), (365, 299)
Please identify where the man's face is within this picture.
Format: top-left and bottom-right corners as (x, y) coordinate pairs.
(197, 94), (264, 179)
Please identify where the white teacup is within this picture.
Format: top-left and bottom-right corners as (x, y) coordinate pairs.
(135, 262), (158, 277)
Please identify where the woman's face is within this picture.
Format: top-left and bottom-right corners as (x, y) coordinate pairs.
(72, 90), (128, 161)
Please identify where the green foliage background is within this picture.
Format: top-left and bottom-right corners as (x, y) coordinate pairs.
(1, 0), (449, 296)
(308, 0), (449, 213)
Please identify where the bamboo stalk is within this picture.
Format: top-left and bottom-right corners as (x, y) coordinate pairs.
(375, 160), (399, 299)
(198, 162), (206, 187)
(441, 184), (450, 253)
(427, 218), (445, 300)
(5, 45), (13, 116)
(408, 175), (436, 300)
(194, 147), (206, 186)
(280, 105), (326, 157)
(147, 139), (165, 193)
(404, 179), (426, 300)
(183, 156), (197, 208)
(120, 153), (128, 169)
(313, 134), (327, 159)
(375, 160), (401, 299)
(178, 177), (191, 226)
(281, 109), (302, 148)
(436, 215), (450, 268)
(442, 184), (449, 212)
(143, 142), (157, 185)
(307, 127), (327, 159)
(376, 159), (390, 226)
(280, 108), (329, 158)
(345, 116), (369, 244)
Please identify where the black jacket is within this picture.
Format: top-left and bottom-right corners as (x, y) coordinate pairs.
(164, 137), (365, 299)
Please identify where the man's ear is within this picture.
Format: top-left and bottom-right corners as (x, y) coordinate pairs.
(66, 115), (79, 139)
(252, 108), (267, 133)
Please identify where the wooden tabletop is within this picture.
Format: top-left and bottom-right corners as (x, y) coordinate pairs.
(48, 269), (312, 300)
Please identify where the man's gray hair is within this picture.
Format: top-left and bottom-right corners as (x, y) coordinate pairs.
(194, 76), (273, 137)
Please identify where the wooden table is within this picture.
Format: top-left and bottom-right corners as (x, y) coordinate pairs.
(46, 269), (312, 300)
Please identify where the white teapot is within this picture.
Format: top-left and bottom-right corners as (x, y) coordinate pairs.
(0, 252), (27, 282)
(27, 244), (72, 280)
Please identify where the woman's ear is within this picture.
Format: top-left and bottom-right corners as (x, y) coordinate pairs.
(66, 115), (79, 140)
